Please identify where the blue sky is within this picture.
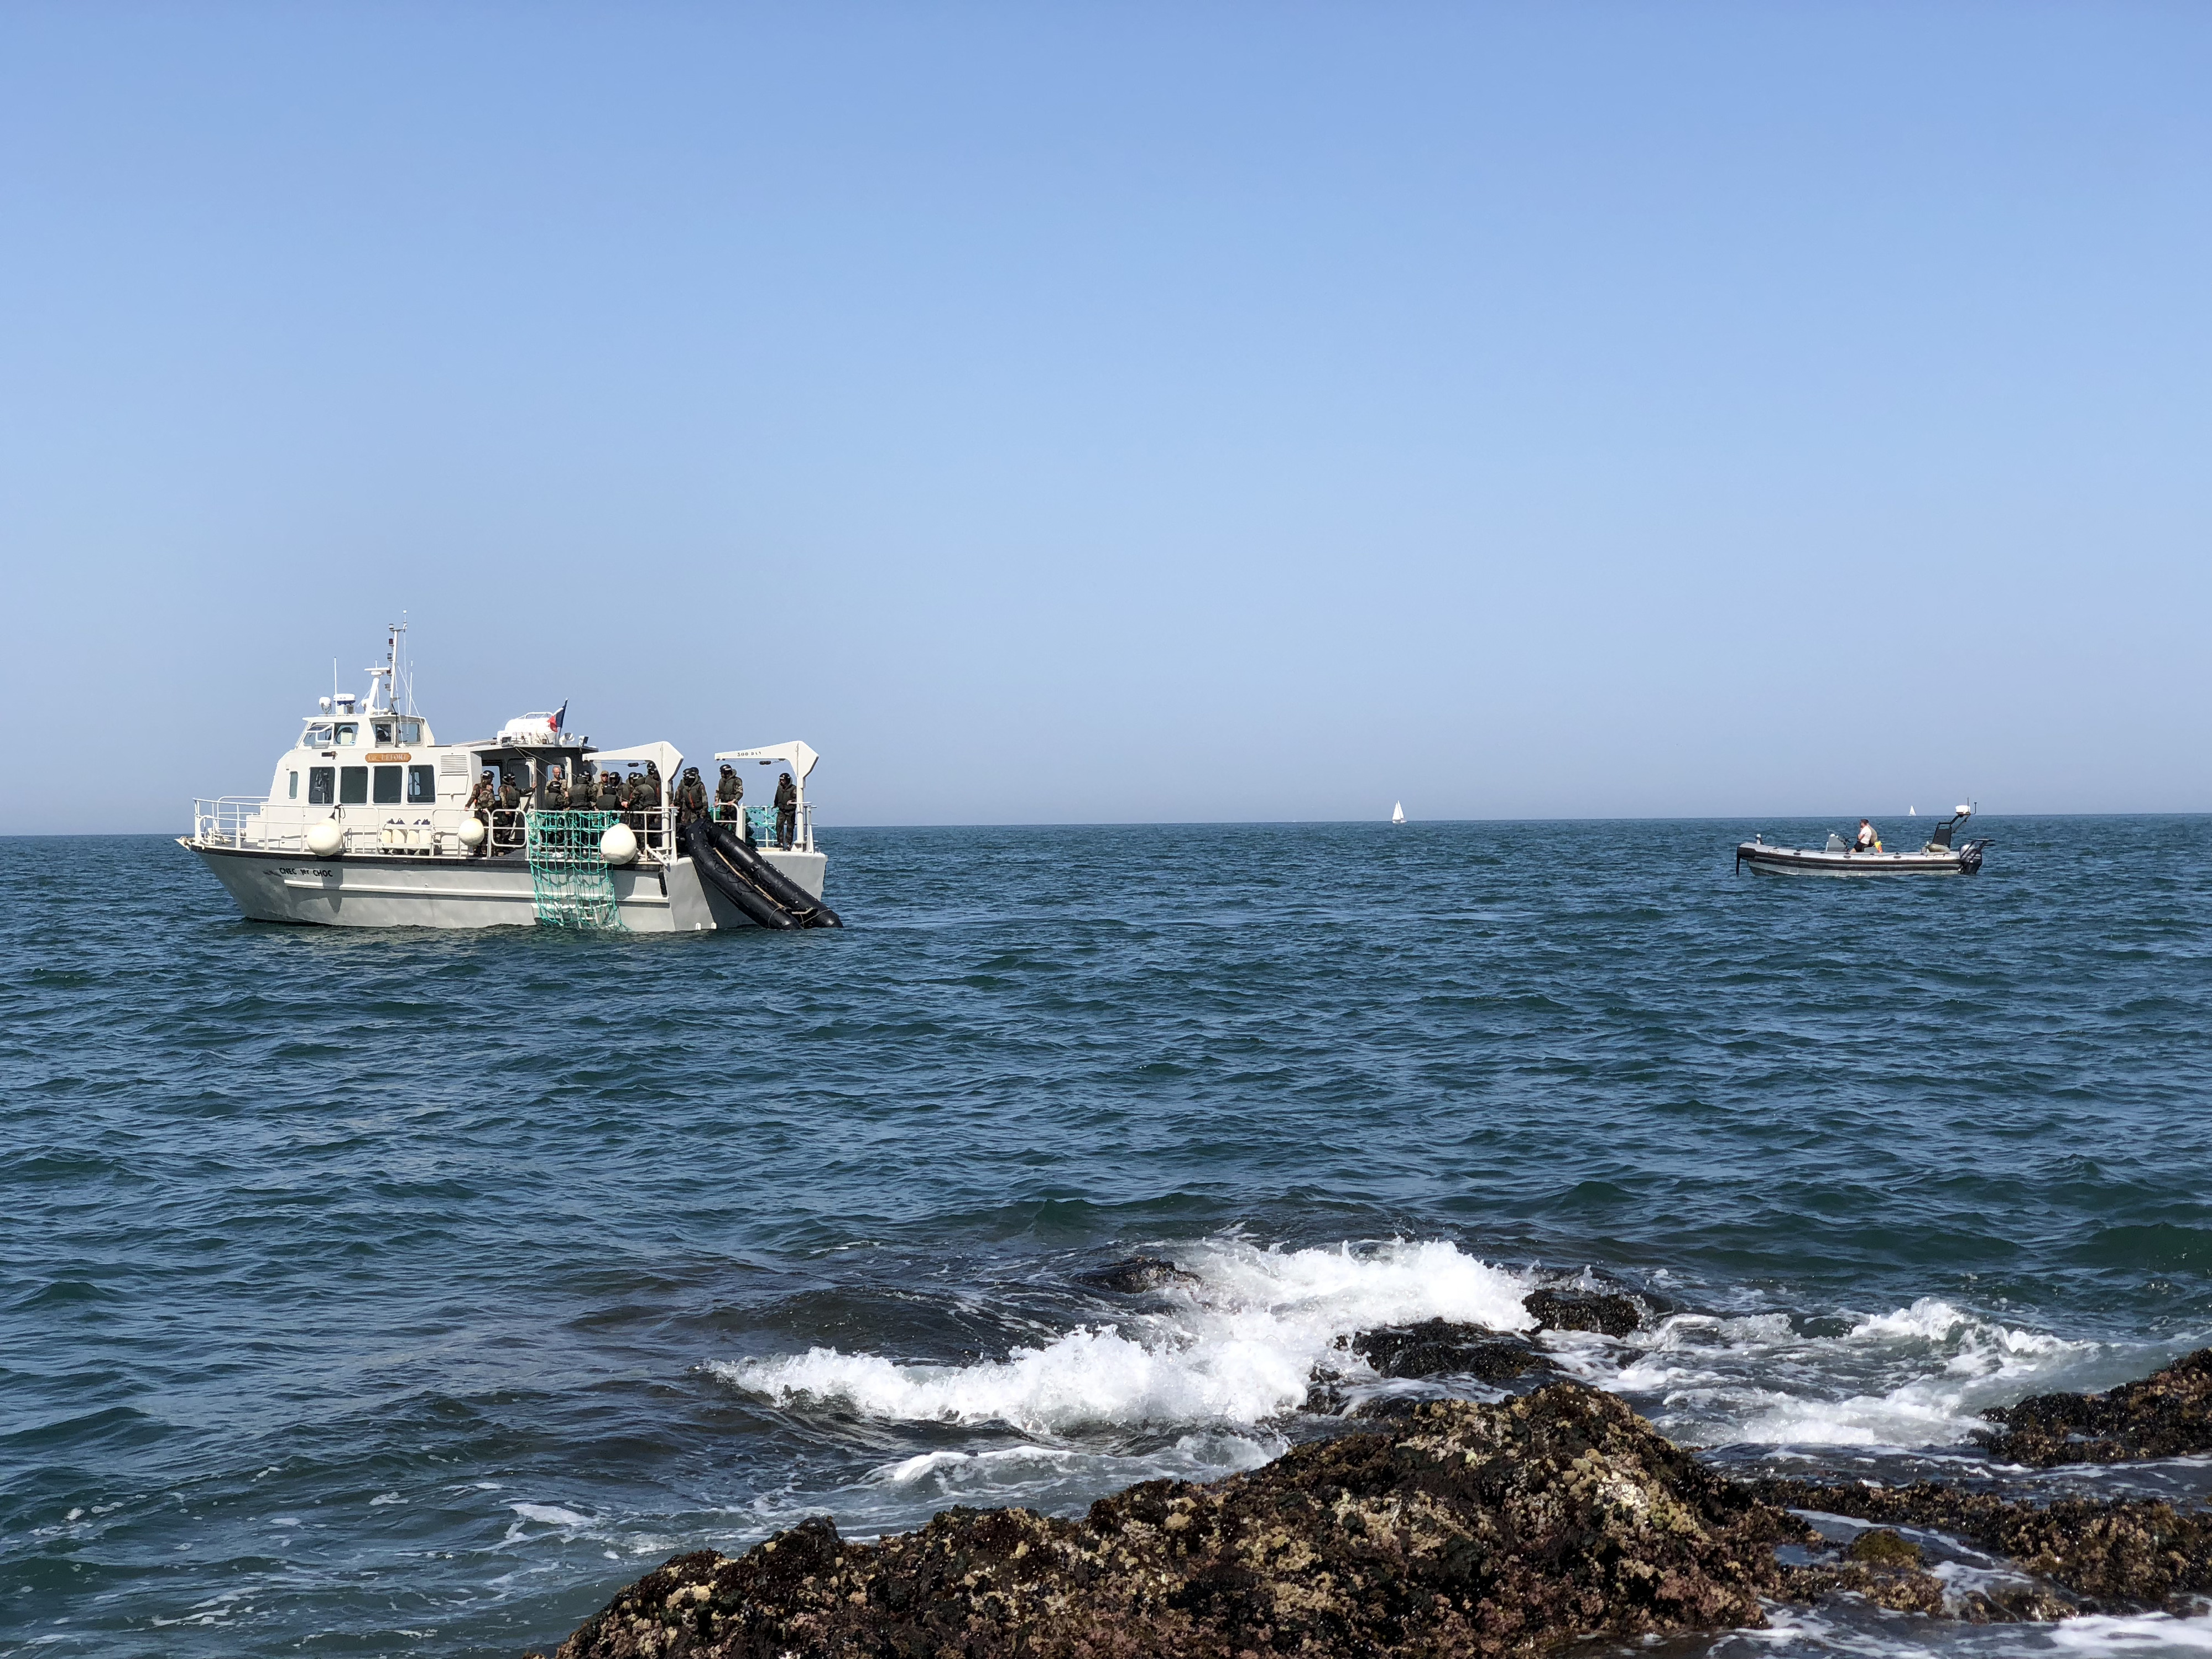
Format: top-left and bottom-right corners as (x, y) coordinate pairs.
(3, 3), (2206, 831)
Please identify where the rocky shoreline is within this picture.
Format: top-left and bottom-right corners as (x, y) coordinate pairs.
(538, 1301), (2212, 1658)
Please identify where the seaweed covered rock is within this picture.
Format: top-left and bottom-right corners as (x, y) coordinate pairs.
(1776, 1556), (1949, 1616)
(549, 1385), (1796, 1658)
(1073, 1255), (1199, 1295)
(1352, 1319), (1559, 1383)
(1976, 1347), (2212, 1467)
(1765, 1526), (1950, 1616)
(1750, 1475), (2212, 1609)
(1522, 1287), (1643, 1338)
(1846, 1526), (1922, 1567)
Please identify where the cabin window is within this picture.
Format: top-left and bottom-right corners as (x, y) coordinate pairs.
(305, 724), (332, 746)
(288, 771), (299, 800)
(334, 723), (358, 747)
(398, 719), (423, 744)
(373, 721), (395, 746)
(407, 765), (435, 804)
(373, 765), (403, 804)
(309, 767), (335, 804)
(340, 766), (368, 804)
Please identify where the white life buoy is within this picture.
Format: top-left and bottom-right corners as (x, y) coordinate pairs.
(600, 822), (638, 865)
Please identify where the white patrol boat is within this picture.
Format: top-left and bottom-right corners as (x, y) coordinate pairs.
(1735, 805), (1990, 878)
(182, 626), (841, 931)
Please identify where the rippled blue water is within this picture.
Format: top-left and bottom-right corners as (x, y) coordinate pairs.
(3, 817), (2209, 1657)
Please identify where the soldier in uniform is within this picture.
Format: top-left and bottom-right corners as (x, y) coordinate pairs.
(673, 766), (709, 827)
(594, 765), (623, 813)
(543, 766), (569, 811)
(714, 763), (744, 824)
(467, 769), (497, 855)
(774, 771), (798, 849)
(495, 770), (522, 851)
(640, 761), (664, 844)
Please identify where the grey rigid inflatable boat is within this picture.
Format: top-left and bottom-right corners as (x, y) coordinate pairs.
(1735, 806), (1990, 878)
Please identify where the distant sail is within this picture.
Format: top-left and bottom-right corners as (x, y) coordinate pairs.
(1391, 801), (1406, 824)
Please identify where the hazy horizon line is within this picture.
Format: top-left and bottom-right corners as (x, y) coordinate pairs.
(8, 808), (2208, 840)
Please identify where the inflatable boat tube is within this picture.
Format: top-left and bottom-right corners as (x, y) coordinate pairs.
(680, 820), (803, 931)
(706, 823), (844, 929)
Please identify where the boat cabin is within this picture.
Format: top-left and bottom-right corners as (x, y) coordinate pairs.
(190, 626), (816, 862)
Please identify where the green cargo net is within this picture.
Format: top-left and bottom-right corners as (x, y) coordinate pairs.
(524, 810), (623, 929)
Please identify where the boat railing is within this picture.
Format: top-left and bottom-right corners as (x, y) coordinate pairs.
(195, 798), (483, 858)
(739, 801), (815, 853)
(492, 805), (677, 864)
(192, 795), (808, 860)
(192, 796), (281, 848)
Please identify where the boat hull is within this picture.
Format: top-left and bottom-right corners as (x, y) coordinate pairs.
(1735, 842), (1976, 878)
(183, 841), (827, 930)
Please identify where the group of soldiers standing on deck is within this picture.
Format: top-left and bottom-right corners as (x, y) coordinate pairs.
(465, 758), (801, 855)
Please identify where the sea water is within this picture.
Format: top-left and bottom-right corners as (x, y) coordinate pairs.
(2, 817), (2208, 1657)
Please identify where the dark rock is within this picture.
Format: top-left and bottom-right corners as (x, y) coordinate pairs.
(1074, 1255), (1199, 1295)
(1522, 1287), (1643, 1338)
(1347, 1392), (1428, 1420)
(1975, 1347), (2212, 1467)
(549, 1384), (1799, 1658)
(1952, 1582), (2079, 1624)
(1778, 1557), (1948, 1615)
(1352, 1319), (1561, 1383)
(1749, 1475), (2212, 1608)
(540, 1354), (2212, 1658)
(1846, 1527), (1922, 1567)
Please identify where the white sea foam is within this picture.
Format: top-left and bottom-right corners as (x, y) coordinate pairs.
(502, 1499), (681, 1559)
(710, 1238), (1536, 1432)
(2049, 1613), (2212, 1653)
(509, 1502), (595, 1529)
(852, 1431), (1280, 1516)
(713, 1237), (2126, 1459)
(1572, 1293), (2110, 1450)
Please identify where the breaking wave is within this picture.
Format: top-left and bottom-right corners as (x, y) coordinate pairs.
(709, 1238), (1535, 1432)
(714, 1240), (2132, 1455)
(1578, 1295), (2109, 1449)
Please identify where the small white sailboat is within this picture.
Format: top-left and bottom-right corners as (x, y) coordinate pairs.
(1391, 801), (1406, 825)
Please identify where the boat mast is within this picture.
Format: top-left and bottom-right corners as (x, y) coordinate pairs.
(366, 621), (408, 716)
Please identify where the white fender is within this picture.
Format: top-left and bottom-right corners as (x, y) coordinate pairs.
(600, 822), (638, 865)
(457, 817), (486, 848)
(306, 821), (345, 857)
